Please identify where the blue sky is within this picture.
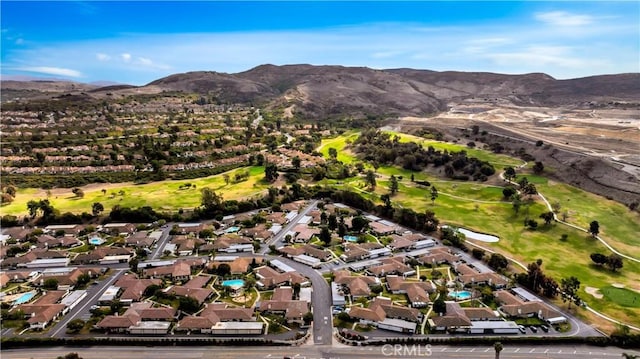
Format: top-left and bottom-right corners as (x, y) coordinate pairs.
(2, 1), (638, 85)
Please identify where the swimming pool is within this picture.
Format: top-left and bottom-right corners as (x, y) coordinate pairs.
(449, 290), (473, 300)
(14, 291), (35, 305)
(225, 226), (240, 233)
(89, 237), (105, 245)
(222, 279), (245, 288)
(343, 235), (358, 242)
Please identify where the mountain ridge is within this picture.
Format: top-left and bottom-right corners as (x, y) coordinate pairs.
(3, 64), (639, 117)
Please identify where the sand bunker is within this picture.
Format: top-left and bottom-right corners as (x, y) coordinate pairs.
(585, 286), (603, 299)
(611, 283), (625, 288)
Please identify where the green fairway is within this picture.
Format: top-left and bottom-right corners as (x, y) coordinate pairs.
(1, 166), (268, 215)
(600, 286), (640, 308)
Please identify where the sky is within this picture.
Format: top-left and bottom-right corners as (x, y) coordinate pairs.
(1, 1), (638, 85)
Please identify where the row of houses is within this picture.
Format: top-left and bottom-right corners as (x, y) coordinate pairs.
(12, 289), (87, 330)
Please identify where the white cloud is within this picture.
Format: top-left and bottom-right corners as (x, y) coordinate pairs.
(120, 53), (131, 62)
(96, 53), (111, 61)
(15, 38), (24, 45)
(136, 57), (171, 70)
(535, 11), (594, 26)
(16, 66), (82, 78)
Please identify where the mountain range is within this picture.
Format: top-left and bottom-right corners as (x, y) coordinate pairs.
(3, 64), (639, 117)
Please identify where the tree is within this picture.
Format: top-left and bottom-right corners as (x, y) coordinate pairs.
(319, 226), (332, 246)
(328, 214), (338, 231)
(351, 216), (369, 233)
(201, 187), (223, 212)
(533, 161), (544, 174)
(303, 311), (313, 325)
(293, 282), (301, 299)
(92, 202), (104, 216)
(43, 278), (58, 290)
(541, 276), (559, 298)
(511, 194), (522, 215)
(328, 147), (338, 160)
(364, 170), (376, 190)
(523, 183), (537, 196)
(433, 298), (447, 315)
(590, 253), (608, 266)
(504, 167), (516, 182)
(4, 185), (16, 197)
(494, 342), (504, 359)
(292, 156), (301, 170)
(76, 273), (91, 287)
(430, 186), (438, 205)
(178, 296), (201, 313)
(72, 187), (84, 198)
(264, 162), (278, 182)
(472, 248), (485, 260)
(217, 263), (231, 277)
(560, 276), (581, 309)
(526, 219), (538, 230)
(129, 257), (139, 273)
(502, 186), (516, 199)
(560, 233), (568, 241)
(607, 254), (623, 272)
(222, 173), (230, 185)
(539, 211), (554, 225)
(526, 262), (544, 293)
(488, 253), (509, 271)
(589, 220), (600, 237)
(66, 319), (85, 333)
(388, 175), (399, 195)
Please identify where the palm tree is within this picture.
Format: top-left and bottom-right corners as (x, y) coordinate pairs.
(494, 342), (503, 359)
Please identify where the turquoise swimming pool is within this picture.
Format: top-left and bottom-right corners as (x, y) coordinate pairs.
(89, 237), (105, 245)
(222, 279), (245, 287)
(225, 226), (240, 233)
(343, 235), (358, 242)
(14, 291), (35, 305)
(449, 290), (472, 300)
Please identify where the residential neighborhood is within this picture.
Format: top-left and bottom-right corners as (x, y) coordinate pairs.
(0, 200), (598, 345)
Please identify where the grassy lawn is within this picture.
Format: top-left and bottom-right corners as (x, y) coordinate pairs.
(600, 286), (640, 308)
(2, 166), (269, 215)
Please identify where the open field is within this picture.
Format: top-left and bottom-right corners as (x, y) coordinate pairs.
(1, 166), (268, 215)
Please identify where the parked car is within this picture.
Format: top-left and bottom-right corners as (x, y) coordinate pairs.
(529, 326), (538, 333)
(518, 325), (526, 333)
(540, 324), (550, 332)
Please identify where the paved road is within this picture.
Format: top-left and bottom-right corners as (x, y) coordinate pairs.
(260, 199), (319, 254)
(149, 223), (174, 260)
(48, 268), (126, 337)
(3, 345), (638, 359)
(278, 257), (332, 346)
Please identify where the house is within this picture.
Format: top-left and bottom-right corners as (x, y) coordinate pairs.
(385, 275), (435, 308)
(1, 249), (68, 269)
(1, 227), (32, 242)
(333, 270), (381, 299)
(36, 234), (82, 249)
(15, 290), (69, 330)
(367, 257), (416, 277)
(240, 224), (274, 242)
(369, 221), (396, 236)
(165, 285), (213, 305)
(278, 244), (332, 262)
(418, 247), (459, 266)
(495, 289), (566, 324)
(96, 302), (175, 334)
(347, 297), (422, 334)
(266, 212), (287, 225)
(291, 224), (320, 243)
(257, 287), (310, 324)
(125, 232), (156, 248)
(209, 256), (262, 274)
(171, 236), (205, 256)
(37, 267), (103, 290)
(44, 224), (83, 236)
(175, 223), (206, 236)
(115, 275), (163, 303)
(175, 302), (262, 335)
(213, 235), (254, 253)
(254, 265), (309, 289)
(101, 223), (137, 236)
(428, 302), (473, 332)
(143, 261), (191, 281)
(73, 247), (133, 265)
